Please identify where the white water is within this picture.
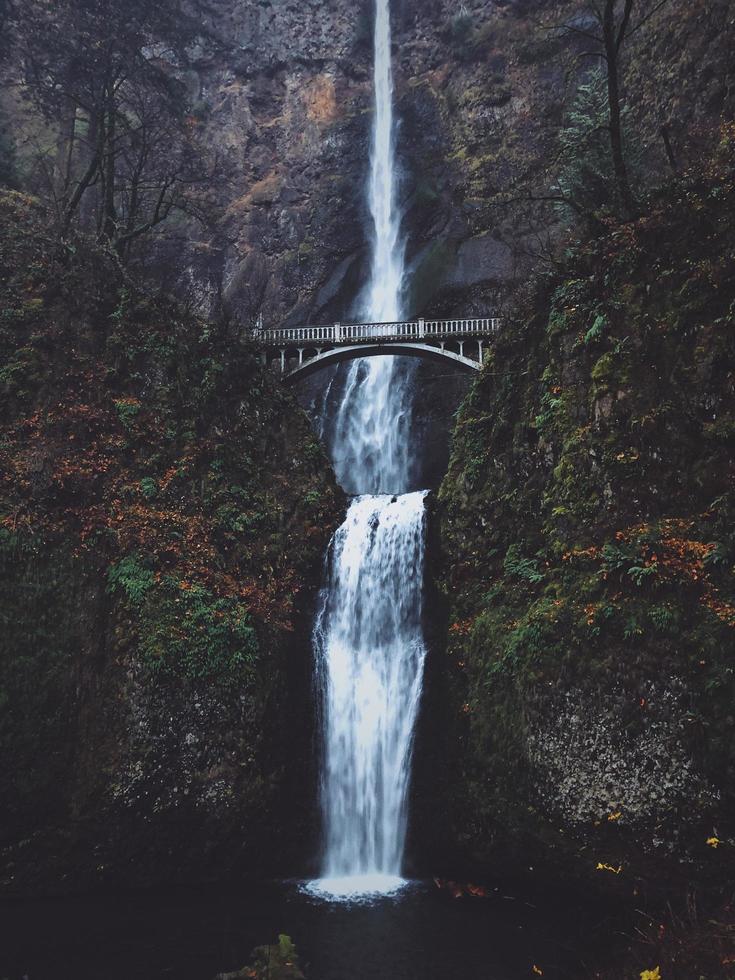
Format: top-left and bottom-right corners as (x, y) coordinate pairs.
(310, 493), (428, 898)
(330, 0), (414, 498)
(308, 0), (428, 901)
(365, 0), (404, 322)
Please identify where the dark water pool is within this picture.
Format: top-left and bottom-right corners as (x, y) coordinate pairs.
(0, 878), (613, 980)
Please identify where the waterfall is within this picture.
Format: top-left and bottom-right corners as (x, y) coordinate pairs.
(309, 0), (428, 899)
(329, 0), (414, 498)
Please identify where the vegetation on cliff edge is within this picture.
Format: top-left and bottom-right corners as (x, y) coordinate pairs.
(437, 124), (735, 975)
(0, 191), (342, 890)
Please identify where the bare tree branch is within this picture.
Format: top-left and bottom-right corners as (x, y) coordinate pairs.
(616, 0), (636, 52)
(627, 0), (673, 40)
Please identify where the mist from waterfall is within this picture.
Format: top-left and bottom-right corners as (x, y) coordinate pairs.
(308, 0), (428, 900)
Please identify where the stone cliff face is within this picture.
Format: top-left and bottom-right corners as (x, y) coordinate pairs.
(0, 192), (344, 894)
(2, 0), (730, 329)
(174, 0), (373, 326)
(171, 0), (733, 327)
(428, 137), (735, 899)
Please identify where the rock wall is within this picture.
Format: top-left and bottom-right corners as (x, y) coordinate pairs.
(429, 136), (735, 891)
(162, 0), (734, 327)
(0, 192), (344, 894)
(2, 0), (732, 330)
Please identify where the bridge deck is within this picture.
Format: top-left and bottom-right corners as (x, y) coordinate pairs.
(256, 316), (500, 347)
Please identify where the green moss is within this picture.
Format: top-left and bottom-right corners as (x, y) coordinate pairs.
(590, 351), (616, 386)
(0, 191), (344, 886)
(437, 143), (735, 874)
(139, 578), (259, 682)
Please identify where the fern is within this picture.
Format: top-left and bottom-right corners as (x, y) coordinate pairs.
(584, 313), (607, 345)
(107, 555), (155, 605)
(503, 544), (545, 584)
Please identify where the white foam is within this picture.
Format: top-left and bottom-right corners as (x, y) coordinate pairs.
(302, 874), (409, 902)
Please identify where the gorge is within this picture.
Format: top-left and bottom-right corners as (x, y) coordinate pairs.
(0, 0), (734, 978)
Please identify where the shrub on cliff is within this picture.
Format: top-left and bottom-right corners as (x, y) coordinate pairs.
(438, 127), (735, 875)
(0, 191), (342, 890)
(0, 190), (340, 649)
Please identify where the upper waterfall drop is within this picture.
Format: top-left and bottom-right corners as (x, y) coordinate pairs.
(329, 0), (415, 497)
(365, 0), (405, 325)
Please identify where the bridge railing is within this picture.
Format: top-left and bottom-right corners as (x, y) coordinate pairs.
(256, 316), (500, 345)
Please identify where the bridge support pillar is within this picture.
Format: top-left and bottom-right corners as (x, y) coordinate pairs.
(280, 349), (285, 373)
(440, 341), (445, 350)
(298, 348), (304, 366)
(478, 340), (483, 364)
(458, 341), (465, 357)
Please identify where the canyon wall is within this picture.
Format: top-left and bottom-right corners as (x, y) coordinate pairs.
(0, 192), (343, 893)
(426, 139), (735, 903)
(163, 0), (733, 326)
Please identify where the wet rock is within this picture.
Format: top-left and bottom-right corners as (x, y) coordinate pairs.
(441, 233), (514, 289)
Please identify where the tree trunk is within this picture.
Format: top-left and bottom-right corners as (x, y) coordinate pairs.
(603, 0), (638, 219)
(101, 81), (117, 242)
(56, 97), (77, 203)
(61, 108), (104, 238)
(660, 124), (678, 172)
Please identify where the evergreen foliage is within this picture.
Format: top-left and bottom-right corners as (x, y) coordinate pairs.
(555, 67), (642, 219)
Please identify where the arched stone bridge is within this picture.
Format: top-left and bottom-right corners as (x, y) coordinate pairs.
(255, 317), (501, 383)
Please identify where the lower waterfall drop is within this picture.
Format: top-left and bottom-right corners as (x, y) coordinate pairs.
(311, 493), (428, 898)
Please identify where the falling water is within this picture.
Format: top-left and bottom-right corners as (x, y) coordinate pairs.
(312, 492), (428, 897)
(330, 0), (414, 497)
(309, 0), (428, 900)
(365, 0), (404, 322)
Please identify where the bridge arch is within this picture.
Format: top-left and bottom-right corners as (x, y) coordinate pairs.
(282, 342), (482, 384)
(256, 316), (500, 384)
